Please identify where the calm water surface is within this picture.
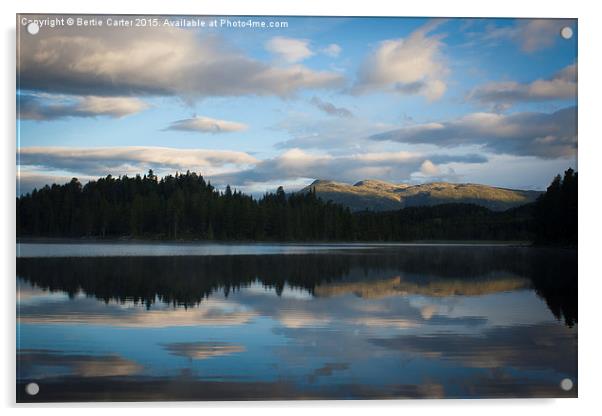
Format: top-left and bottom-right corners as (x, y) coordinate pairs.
(16, 243), (577, 401)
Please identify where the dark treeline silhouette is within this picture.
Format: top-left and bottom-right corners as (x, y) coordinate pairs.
(17, 246), (577, 326)
(17, 170), (354, 241)
(353, 203), (534, 241)
(16, 169), (576, 243)
(533, 168), (578, 246)
(15, 170), (526, 241)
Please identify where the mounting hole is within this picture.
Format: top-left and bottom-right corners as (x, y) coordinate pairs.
(560, 26), (573, 40)
(560, 378), (573, 391)
(26, 22), (39, 35)
(25, 382), (39, 396)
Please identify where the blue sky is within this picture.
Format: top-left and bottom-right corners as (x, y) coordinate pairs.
(17, 16), (577, 195)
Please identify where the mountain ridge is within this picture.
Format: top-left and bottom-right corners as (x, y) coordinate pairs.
(300, 179), (541, 212)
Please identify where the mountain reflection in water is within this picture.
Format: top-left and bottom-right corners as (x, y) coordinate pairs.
(17, 245), (577, 401)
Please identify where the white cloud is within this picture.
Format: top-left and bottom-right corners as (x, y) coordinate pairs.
(18, 25), (344, 99)
(370, 106), (577, 159)
(18, 93), (148, 120)
(77, 96), (148, 117)
(265, 36), (314, 63)
(420, 160), (441, 176)
(353, 20), (448, 100)
(165, 116), (248, 134)
(468, 64), (577, 108)
(322, 43), (342, 57)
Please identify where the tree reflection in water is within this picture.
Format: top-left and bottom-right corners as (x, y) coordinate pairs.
(17, 246), (577, 327)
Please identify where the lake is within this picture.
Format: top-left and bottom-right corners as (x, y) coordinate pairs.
(16, 243), (577, 401)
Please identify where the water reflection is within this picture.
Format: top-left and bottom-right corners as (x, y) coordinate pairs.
(163, 342), (246, 360)
(16, 245), (577, 401)
(18, 349), (143, 379)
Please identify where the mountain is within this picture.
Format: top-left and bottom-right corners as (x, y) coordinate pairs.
(300, 179), (541, 212)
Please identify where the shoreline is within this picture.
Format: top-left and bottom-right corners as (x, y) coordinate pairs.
(16, 236), (534, 247)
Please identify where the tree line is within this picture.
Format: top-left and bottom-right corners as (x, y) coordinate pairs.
(534, 168), (577, 245)
(16, 168), (577, 244)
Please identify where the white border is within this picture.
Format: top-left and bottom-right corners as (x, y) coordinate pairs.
(2, 0), (600, 414)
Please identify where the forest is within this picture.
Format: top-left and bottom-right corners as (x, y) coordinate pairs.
(16, 168), (577, 244)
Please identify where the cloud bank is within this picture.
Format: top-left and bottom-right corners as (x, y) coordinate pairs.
(213, 148), (486, 186)
(468, 64), (576, 108)
(17, 146), (485, 195)
(18, 146), (258, 177)
(370, 106), (576, 159)
(18, 25), (344, 99)
(19, 93), (148, 120)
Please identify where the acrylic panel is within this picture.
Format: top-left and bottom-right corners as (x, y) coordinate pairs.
(16, 14), (577, 402)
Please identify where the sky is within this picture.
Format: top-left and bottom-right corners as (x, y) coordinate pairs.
(16, 15), (577, 195)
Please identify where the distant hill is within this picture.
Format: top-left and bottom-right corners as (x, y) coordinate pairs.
(300, 179), (541, 212)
